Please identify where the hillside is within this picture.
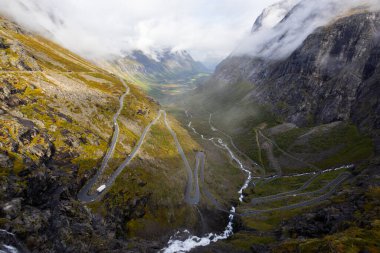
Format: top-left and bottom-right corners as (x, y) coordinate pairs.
(0, 16), (242, 252)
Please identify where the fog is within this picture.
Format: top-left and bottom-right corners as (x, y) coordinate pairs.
(0, 0), (278, 66)
(234, 0), (380, 59)
(1, 0), (379, 66)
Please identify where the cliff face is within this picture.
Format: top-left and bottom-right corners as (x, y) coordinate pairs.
(210, 11), (380, 134)
(252, 12), (380, 128)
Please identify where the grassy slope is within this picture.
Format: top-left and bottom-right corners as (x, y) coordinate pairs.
(0, 31), (159, 176)
(0, 16), (248, 242)
(0, 16), (227, 241)
(89, 116), (199, 239)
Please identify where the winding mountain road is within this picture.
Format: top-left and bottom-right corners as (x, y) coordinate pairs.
(184, 109), (353, 217)
(78, 90), (204, 205)
(78, 88), (354, 253)
(251, 172), (351, 205)
(163, 111), (203, 205)
(252, 172), (319, 205)
(242, 172), (350, 215)
(78, 78), (130, 203)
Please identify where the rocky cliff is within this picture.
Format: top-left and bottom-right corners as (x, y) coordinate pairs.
(209, 9), (380, 136)
(250, 12), (380, 130)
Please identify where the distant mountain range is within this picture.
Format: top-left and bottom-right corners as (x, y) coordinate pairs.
(131, 49), (209, 80)
(97, 48), (210, 101)
(104, 49), (210, 84)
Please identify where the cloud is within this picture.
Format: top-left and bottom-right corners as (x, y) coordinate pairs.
(0, 0), (279, 65)
(233, 0), (380, 60)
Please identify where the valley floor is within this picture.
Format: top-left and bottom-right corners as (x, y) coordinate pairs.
(163, 101), (380, 253)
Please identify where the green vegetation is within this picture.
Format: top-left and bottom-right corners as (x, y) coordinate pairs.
(273, 127), (309, 150)
(309, 125), (374, 168)
(88, 116), (200, 238)
(172, 95), (376, 251)
(254, 122), (375, 174)
(227, 233), (275, 250)
(1, 15), (223, 242)
(12, 32), (94, 72)
(251, 174), (312, 197)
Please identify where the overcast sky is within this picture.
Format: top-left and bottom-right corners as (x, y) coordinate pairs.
(0, 0), (279, 66)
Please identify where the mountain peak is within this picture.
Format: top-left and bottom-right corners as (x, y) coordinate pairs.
(251, 0), (299, 33)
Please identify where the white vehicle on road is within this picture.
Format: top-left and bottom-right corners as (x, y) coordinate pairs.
(97, 185), (106, 193)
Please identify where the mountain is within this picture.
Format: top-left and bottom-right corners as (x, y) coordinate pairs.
(117, 49), (209, 82)
(1, 2), (380, 253)
(0, 14), (159, 252)
(0, 15), (240, 252)
(129, 49), (209, 81)
(251, 0), (299, 32)
(207, 6), (380, 136)
(98, 49), (210, 101)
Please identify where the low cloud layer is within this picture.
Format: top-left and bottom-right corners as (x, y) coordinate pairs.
(0, 0), (278, 66)
(234, 0), (380, 59)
